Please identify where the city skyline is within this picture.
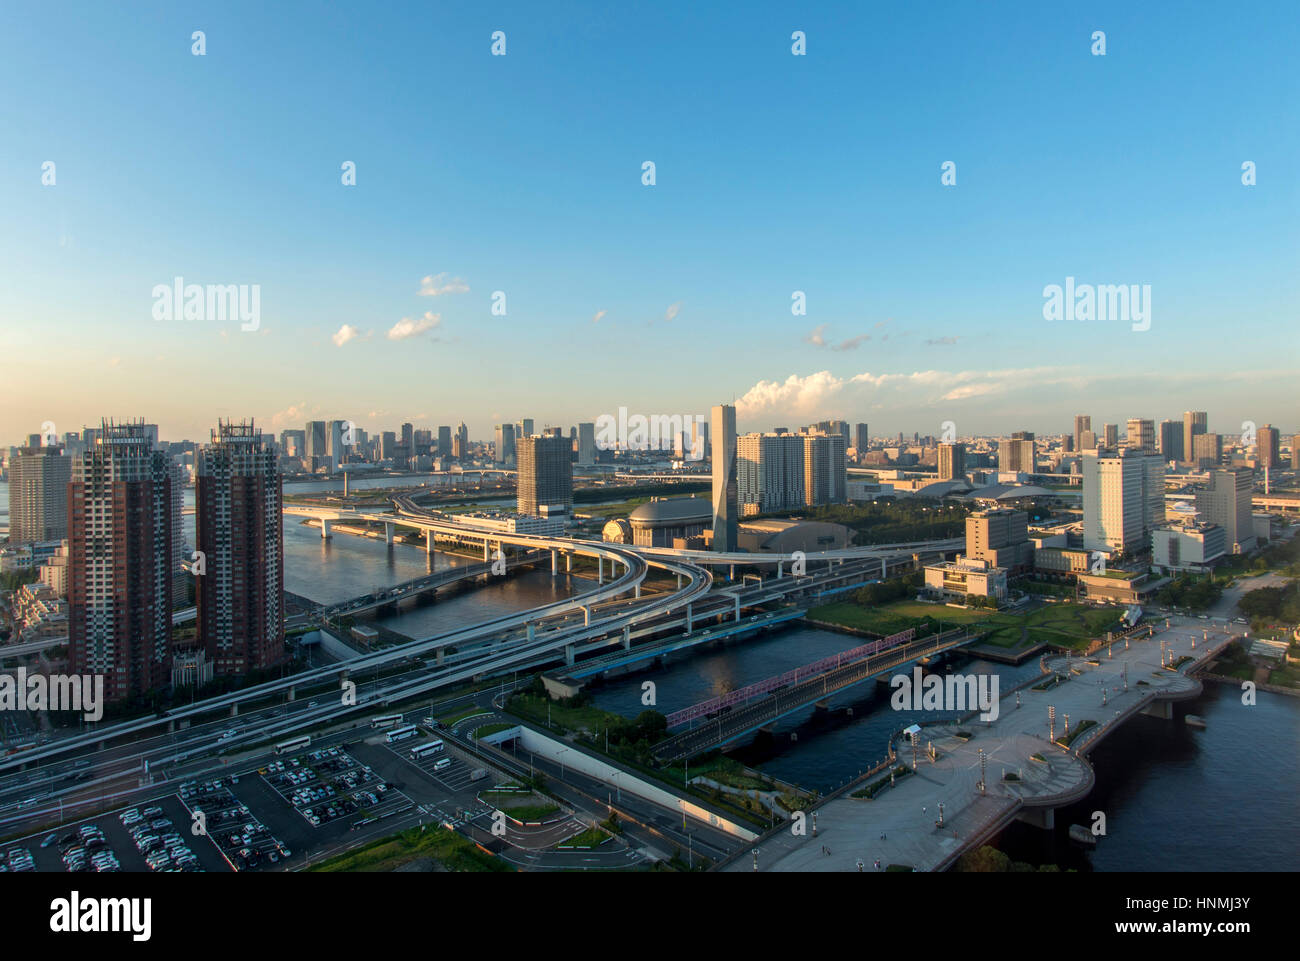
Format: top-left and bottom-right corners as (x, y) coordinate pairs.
(4, 401), (1293, 451)
(3, 2), (1297, 441)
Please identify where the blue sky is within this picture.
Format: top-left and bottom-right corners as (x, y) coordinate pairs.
(1, 0), (1296, 445)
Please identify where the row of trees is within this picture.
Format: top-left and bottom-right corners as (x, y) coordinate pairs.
(1154, 574), (1222, 610)
(852, 571), (923, 606)
(1238, 581), (1300, 624)
(804, 499), (971, 546)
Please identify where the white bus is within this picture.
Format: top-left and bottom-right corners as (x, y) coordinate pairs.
(371, 714), (403, 729)
(409, 739), (445, 760)
(386, 724), (418, 744)
(275, 735), (311, 755)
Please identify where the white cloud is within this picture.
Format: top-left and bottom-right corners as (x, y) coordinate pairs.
(272, 402), (310, 427)
(664, 302), (682, 322)
(388, 311), (441, 340)
(805, 324), (869, 351)
(418, 273), (470, 297)
(332, 324), (365, 347)
(592, 309), (607, 324)
(737, 365), (1102, 422)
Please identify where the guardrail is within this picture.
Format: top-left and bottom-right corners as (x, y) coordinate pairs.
(665, 628), (916, 728)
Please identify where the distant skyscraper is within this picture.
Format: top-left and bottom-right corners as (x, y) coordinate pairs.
(1196, 468), (1255, 553)
(517, 418), (535, 440)
(1292, 434), (1300, 470)
(1125, 418), (1155, 453)
(437, 426), (452, 457)
(495, 423), (516, 465)
(328, 420), (346, 471)
(67, 421), (177, 702)
(1102, 423), (1119, 449)
(1183, 411), (1207, 466)
(453, 422), (469, 460)
(196, 421), (285, 677)
(280, 429), (306, 462)
(1082, 447), (1164, 554)
(710, 405), (738, 552)
(8, 443), (70, 544)
(1158, 419), (1183, 462)
(1073, 415), (1091, 453)
(998, 436), (1035, 473)
(1079, 429), (1097, 451)
(802, 431), (847, 506)
(938, 442), (966, 481)
(577, 423), (596, 466)
(1258, 424), (1281, 471)
(691, 419), (709, 461)
(854, 423), (869, 453)
(400, 422), (414, 470)
(737, 433), (804, 515)
(1192, 432), (1223, 469)
(516, 435), (572, 518)
(305, 420), (327, 472)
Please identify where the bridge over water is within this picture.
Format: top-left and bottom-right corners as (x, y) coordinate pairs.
(724, 618), (1239, 873)
(653, 628), (979, 762)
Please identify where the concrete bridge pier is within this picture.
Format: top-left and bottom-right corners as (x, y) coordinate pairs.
(384, 522), (395, 547)
(435, 648), (445, 666)
(777, 561), (783, 578)
(565, 644), (575, 666)
(582, 606), (591, 626)
(685, 603), (694, 633)
(676, 573), (683, 590)
(1141, 700), (1173, 720)
(566, 553), (572, 573)
(1018, 807), (1055, 830)
(425, 532), (436, 557)
(729, 564), (735, 580)
(734, 595), (741, 621)
(527, 622), (535, 642)
(320, 519), (332, 540)
(598, 556), (604, 585)
(622, 626), (631, 650)
(483, 540), (490, 561)
(551, 549), (558, 576)
(287, 686), (295, 701)
(229, 703), (238, 717)
(167, 720), (176, 733)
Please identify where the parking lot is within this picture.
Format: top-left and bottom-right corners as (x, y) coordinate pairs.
(388, 739), (486, 794)
(0, 724), (505, 873)
(0, 793), (229, 874)
(258, 746), (411, 831)
(178, 776), (292, 871)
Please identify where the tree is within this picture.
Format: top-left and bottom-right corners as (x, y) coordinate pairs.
(957, 845), (1011, 872)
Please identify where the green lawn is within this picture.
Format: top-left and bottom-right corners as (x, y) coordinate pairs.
(810, 600), (1120, 652)
(437, 705), (491, 725)
(306, 826), (509, 872)
(507, 692), (629, 736)
(557, 827), (613, 848)
(469, 722), (515, 738)
(500, 803), (561, 821)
